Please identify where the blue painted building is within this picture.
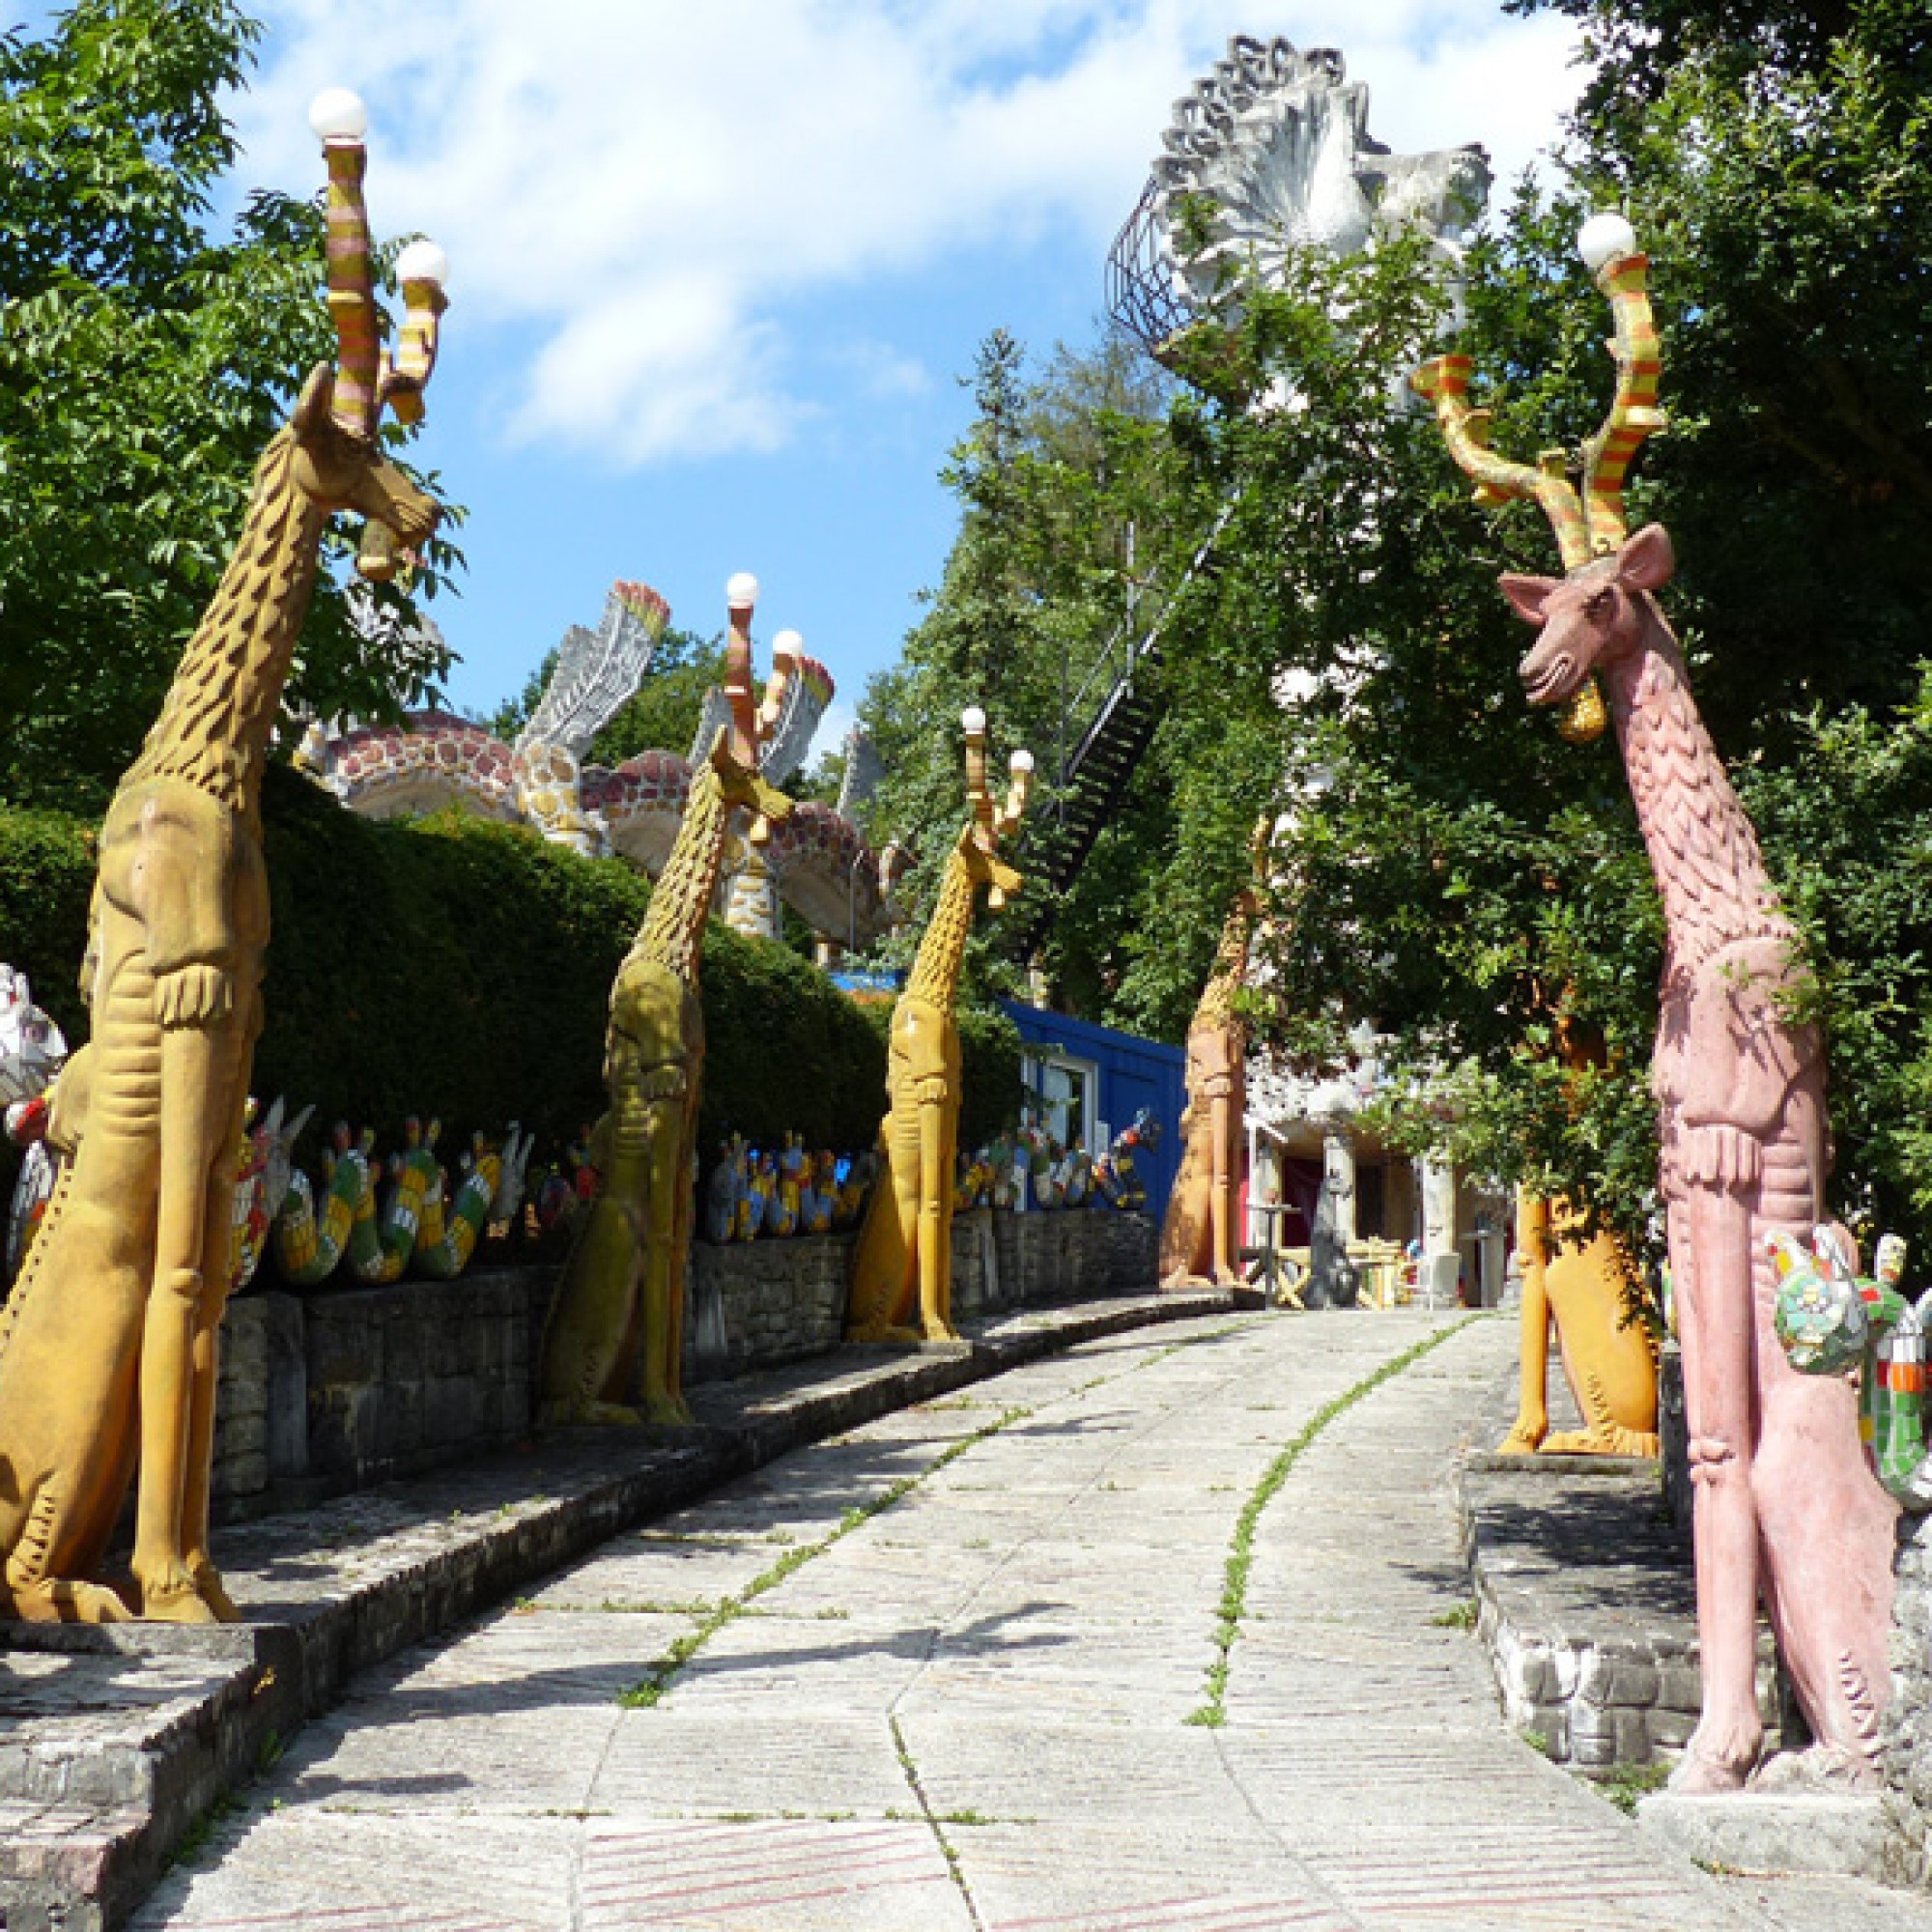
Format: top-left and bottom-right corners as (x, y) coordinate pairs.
(1000, 1003), (1186, 1220)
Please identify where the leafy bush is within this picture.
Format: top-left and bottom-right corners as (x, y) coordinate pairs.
(0, 768), (1021, 1189)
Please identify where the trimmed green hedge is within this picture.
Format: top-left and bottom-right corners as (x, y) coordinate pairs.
(0, 765), (1022, 1179)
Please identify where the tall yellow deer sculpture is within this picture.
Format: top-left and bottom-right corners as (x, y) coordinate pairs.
(846, 710), (1031, 1344)
(0, 91), (446, 1622)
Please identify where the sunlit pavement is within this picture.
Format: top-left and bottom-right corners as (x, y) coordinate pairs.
(135, 1311), (1932, 1931)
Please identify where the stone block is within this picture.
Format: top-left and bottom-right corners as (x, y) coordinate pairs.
(1647, 1707), (1697, 1748)
(1579, 1653), (1658, 1710)
(1637, 1790), (1897, 1882)
(259, 1292), (309, 1480)
(305, 1300), (382, 1389)
(1655, 1662), (1703, 1714)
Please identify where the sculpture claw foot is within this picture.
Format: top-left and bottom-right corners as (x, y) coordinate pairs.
(1750, 1743), (1880, 1795)
(915, 1317), (961, 1345)
(847, 1321), (920, 1346)
(189, 1559), (242, 1624)
(1542, 1423), (1662, 1458)
(1671, 1723), (1760, 1794)
(2, 1578), (132, 1624)
(135, 1576), (225, 1625)
(541, 1398), (646, 1428)
(642, 1393), (696, 1429)
(1497, 1420), (1548, 1456)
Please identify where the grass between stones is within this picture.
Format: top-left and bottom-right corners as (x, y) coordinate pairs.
(1185, 1315), (1481, 1728)
(613, 1312), (1251, 1712)
(616, 1404), (1033, 1708)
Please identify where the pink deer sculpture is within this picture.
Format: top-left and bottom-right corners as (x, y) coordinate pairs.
(1412, 216), (1897, 1793)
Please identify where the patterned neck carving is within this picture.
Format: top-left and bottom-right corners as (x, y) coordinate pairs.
(905, 847), (980, 1012)
(1194, 889), (1257, 1033)
(1606, 607), (1789, 976)
(628, 763), (733, 985)
(123, 430), (328, 825)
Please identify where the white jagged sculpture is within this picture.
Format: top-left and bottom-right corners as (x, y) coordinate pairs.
(1152, 37), (1491, 312)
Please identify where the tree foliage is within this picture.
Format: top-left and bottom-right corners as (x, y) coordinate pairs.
(865, 0), (1932, 1264)
(0, 0), (460, 810)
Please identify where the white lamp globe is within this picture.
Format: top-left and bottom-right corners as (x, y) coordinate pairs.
(960, 706), (987, 735)
(1577, 212), (1637, 271)
(308, 88), (368, 143)
(1009, 750), (1035, 775)
(395, 240), (449, 290)
(771, 628), (803, 660)
(725, 572), (759, 610)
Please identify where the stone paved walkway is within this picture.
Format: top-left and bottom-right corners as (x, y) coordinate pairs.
(132, 1312), (1932, 1931)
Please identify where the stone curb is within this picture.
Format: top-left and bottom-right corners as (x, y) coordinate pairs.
(0, 1287), (1232, 1932)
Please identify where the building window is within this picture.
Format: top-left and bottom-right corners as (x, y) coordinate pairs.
(1023, 1051), (1098, 1152)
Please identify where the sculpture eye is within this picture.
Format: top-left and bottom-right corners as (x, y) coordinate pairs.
(1586, 587), (1615, 617)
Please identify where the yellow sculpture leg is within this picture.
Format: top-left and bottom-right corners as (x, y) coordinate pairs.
(1501, 1190), (1660, 1458)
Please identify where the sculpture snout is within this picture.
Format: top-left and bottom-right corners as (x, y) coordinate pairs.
(1520, 636), (1583, 709)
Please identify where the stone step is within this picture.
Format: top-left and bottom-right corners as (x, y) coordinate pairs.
(1638, 1789), (1899, 1885)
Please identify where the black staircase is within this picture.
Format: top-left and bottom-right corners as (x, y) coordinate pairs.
(1011, 508), (1231, 960)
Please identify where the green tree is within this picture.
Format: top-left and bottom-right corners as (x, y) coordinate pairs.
(0, 0), (460, 809)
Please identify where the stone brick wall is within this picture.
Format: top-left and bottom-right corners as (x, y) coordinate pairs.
(1883, 1515), (1932, 1881)
(213, 1208), (1159, 1513)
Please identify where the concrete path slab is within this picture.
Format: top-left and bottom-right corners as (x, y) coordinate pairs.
(130, 1311), (1932, 1930)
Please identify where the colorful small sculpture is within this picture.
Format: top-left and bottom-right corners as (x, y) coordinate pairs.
(846, 710), (1032, 1343)
(272, 1122), (375, 1288)
(227, 1098), (316, 1293)
(800, 1150), (837, 1234)
(837, 1149), (875, 1229)
(537, 575), (795, 1426)
(1, 966), (69, 1286)
(345, 1117), (440, 1285)
(414, 1125), (529, 1279)
(704, 1137), (745, 1244)
(1413, 212), (1894, 1790)
(1094, 1111), (1160, 1213)
(1057, 1137), (1094, 1208)
(0, 93), (446, 1623)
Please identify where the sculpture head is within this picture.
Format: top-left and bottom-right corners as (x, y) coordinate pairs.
(704, 726), (794, 836)
(1505, 523), (1676, 711)
(298, 90), (447, 582)
(1410, 213), (1667, 744)
(956, 706), (1033, 910)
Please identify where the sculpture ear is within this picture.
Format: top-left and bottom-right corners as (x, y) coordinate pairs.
(293, 362), (337, 437)
(1619, 523), (1676, 593)
(1498, 573), (1558, 626)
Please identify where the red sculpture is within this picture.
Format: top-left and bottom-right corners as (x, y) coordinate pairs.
(1413, 216), (1896, 1792)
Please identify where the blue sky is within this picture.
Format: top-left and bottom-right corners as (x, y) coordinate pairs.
(75, 3), (1585, 740)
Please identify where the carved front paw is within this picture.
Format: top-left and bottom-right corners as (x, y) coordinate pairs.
(154, 963), (234, 1029)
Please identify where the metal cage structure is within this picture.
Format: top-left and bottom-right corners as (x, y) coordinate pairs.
(1105, 177), (1195, 365)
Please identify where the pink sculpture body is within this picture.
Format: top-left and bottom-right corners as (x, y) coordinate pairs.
(1414, 218), (1896, 1793)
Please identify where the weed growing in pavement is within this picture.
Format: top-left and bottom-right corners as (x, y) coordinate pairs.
(1186, 1317), (1481, 1728)
(1599, 1761), (1671, 1814)
(1521, 1728), (1553, 1757)
(615, 1406), (1033, 1708)
(1432, 1600), (1478, 1631)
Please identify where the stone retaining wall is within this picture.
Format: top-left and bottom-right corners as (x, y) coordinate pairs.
(1882, 1515), (1932, 1882)
(213, 1208), (1157, 1509)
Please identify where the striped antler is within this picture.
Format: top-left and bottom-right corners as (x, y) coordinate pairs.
(1409, 215), (1666, 744)
(310, 88), (449, 582)
(961, 707), (1033, 907)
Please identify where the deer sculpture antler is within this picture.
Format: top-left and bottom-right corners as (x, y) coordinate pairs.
(720, 572), (803, 845)
(961, 705), (1034, 908)
(1409, 212), (1665, 743)
(311, 87), (449, 583)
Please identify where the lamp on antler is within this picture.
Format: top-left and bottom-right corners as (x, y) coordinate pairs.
(313, 86), (448, 583)
(1410, 214), (1663, 744)
(1410, 217), (1897, 1795)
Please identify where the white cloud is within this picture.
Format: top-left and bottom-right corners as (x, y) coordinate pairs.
(239, 1), (1580, 466)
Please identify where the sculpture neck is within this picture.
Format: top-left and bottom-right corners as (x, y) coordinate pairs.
(905, 849), (980, 1011)
(1194, 890), (1256, 1032)
(632, 763), (732, 985)
(1605, 603), (1790, 972)
(122, 429), (328, 827)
